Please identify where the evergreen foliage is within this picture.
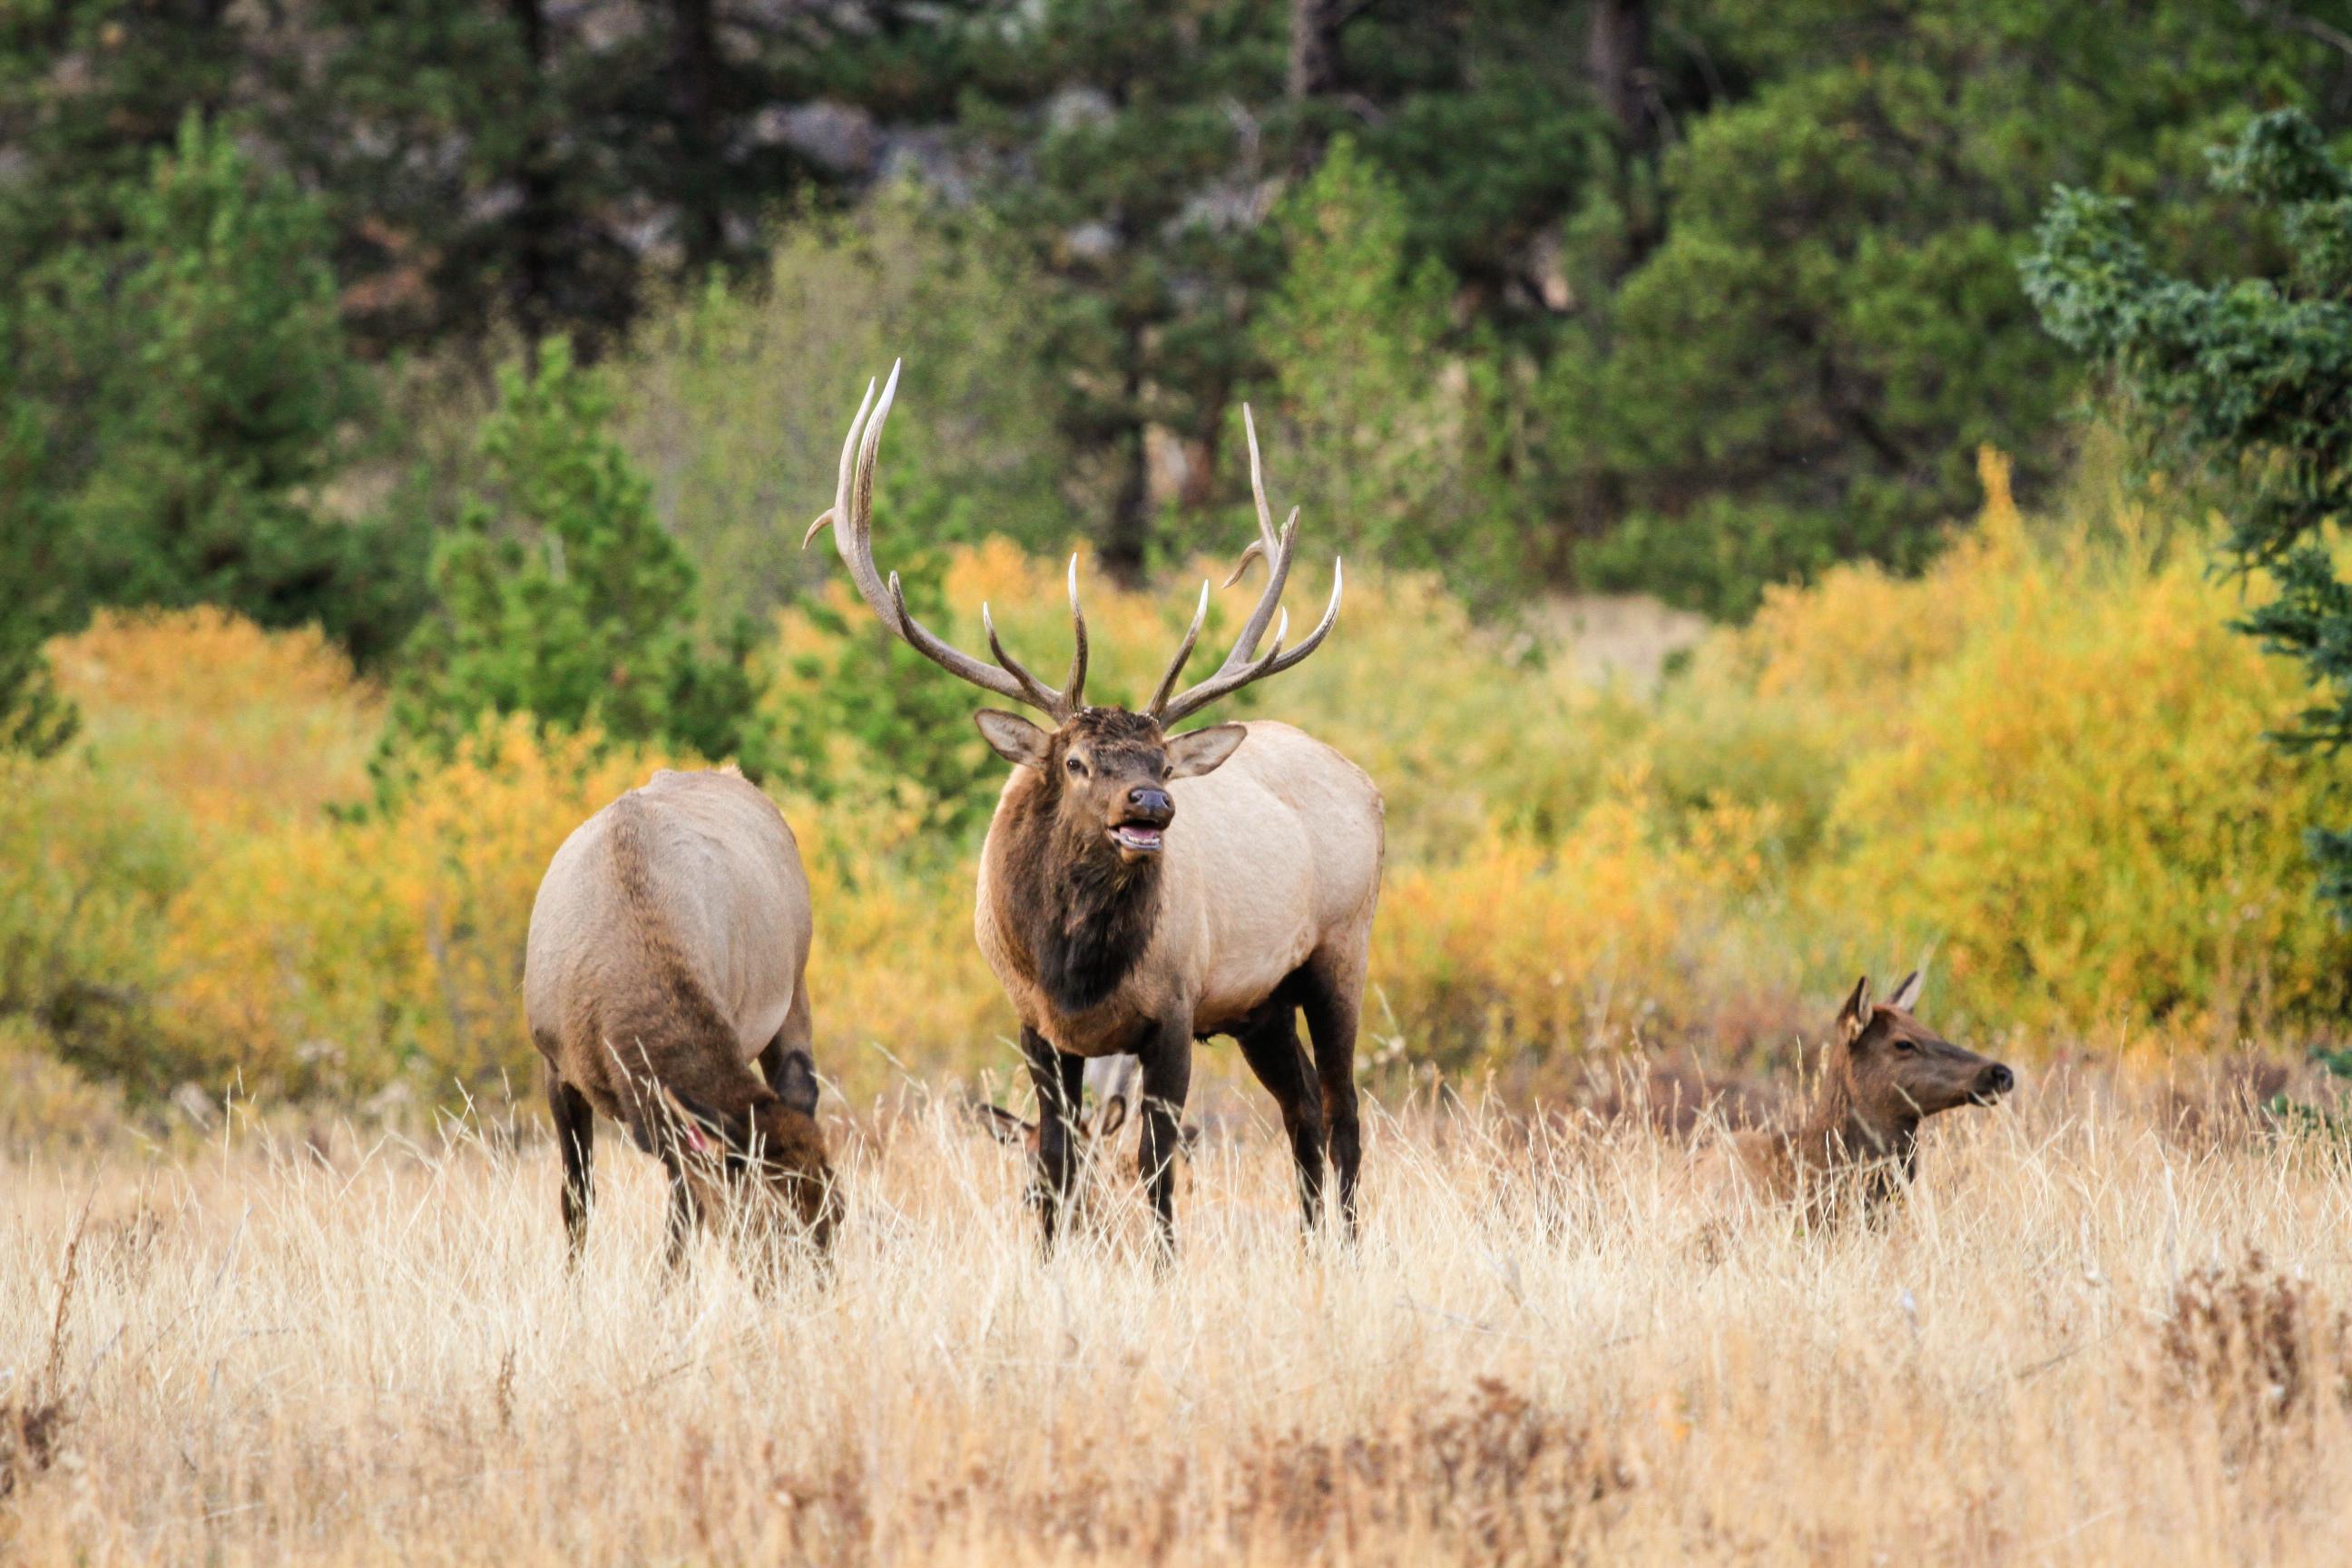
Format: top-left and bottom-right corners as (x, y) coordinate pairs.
(2, 115), (413, 662)
(387, 339), (772, 780)
(2025, 108), (2352, 916)
(0, 1), (2345, 622)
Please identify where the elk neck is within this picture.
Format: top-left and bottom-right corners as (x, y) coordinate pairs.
(1794, 1049), (1919, 1176)
(991, 769), (1165, 1018)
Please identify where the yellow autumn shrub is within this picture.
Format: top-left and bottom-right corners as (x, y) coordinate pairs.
(1814, 529), (2347, 1030)
(13, 444), (2349, 1112)
(48, 607), (379, 836)
(1372, 779), (1785, 1064)
(162, 717), (691, 1097)
(792, 798), (1006, 1083)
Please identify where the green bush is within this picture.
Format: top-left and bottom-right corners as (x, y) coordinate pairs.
(387, 338), (772, 781)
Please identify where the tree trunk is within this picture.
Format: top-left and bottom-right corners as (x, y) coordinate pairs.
(1287, 0), (1347, 173)
(507, 0), (556, 345)
(1100, 326), (1152, 586)
(1289, 0), (1345, 101)
(669, 0), (725, 270)
(1587, 0), (1655, 158)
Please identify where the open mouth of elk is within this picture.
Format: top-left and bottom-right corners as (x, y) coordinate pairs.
(1109, 821), (1167, 854)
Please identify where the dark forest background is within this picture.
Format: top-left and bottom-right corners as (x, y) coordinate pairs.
(8, 2), (2347, 681)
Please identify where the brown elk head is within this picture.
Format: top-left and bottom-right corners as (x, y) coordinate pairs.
(965, 1091), (1200, 1215)
(805, 364), (1342, 869)
(1833, 972), (2014, 1130)
(967, 1090), (1130, 1156)
(661, 1060), (839, 1250)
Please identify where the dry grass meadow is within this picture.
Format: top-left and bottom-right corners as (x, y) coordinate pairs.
(8, 1061), (2352, 1566)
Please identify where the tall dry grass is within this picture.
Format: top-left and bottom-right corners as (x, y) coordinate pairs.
(6, 1066), (2352, 1564)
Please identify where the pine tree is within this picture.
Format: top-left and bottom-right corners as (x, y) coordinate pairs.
(2, 114), (413, 660)
(956, 0), (1285, 581)
(1259, 139), (1502, 583)
(387, 338), (772, 779)
(2024, 109), (2352, 915)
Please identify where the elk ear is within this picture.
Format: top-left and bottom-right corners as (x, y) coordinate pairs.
(966, 1102), (1034, 1148)
(1886, 970), (1925, 1014)
(1165, 723), (1247, 779)
(771, 1048), (820, 1117)
(658, 1083), (725, 1156)
(1095, 1094), (1129, 1139)
(1837, 975), (1872, 1045)
(975, 710), (1054, 769)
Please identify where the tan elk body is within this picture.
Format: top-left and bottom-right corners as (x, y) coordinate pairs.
(810, 364), (1383, 1250)
(524, 768), (838, 1267)
(975, 719), (1381, 1053)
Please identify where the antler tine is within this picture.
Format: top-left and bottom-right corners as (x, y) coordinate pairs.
(806, 372), (879, 553)
(1230, 506), (1299, 664)
(1183, 504), (1298, 698)
(1220, 406), (1286, 588)
(808, 363), (1067, 718)
(1157, 559), (1343, 726)
(1063, 554), (1090, 711)
(1145, 580), (1212, 718)
(969, 554), (1089, 717)
(980, 602), (1063, 713)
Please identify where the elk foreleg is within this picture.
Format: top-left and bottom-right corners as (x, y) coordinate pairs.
(662, 1161), (701, 1275)
(1137, 1021), (1195, 1260)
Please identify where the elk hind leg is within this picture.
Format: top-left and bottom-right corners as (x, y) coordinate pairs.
(757, 985), (820, 1115)
(1300, 956), (1366, 1238)
(1231, 988), (1327, 1230)
(549, 1073), (595, 1264)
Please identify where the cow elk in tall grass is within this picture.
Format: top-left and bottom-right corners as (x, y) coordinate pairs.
(1706, 972), (2015, 1224)
(525, 769), (840, 1271)
(808, 364), (1384, 1252)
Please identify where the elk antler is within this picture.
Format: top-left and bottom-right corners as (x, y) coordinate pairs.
(1147, 405), (1342, 726)
(803, 363), (1089, 720)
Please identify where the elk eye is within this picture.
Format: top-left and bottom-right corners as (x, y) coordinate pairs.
(1064, 756), (1086, 777)
(1895, 1037), (1916, 1052)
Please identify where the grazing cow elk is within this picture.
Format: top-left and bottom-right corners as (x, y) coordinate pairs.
(1706, 972), (2015, 1223)
(808, 364), (1383, 1251)
(525, 768), (840, 1269)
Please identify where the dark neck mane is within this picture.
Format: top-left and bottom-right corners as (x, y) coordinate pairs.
(993, 773), (1164, 1016)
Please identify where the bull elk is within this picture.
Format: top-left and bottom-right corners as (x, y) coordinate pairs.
(1705, 972), (2015, 1224)
(525, 768), (840, 1270)
(808, 364), (1384, 1251)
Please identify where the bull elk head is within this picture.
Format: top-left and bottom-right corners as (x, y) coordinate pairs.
(803, 362), (1344, 822)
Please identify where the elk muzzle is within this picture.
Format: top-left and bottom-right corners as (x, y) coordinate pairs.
(1110, 786), (1173, 857)
(1974, 1062), (2016, 1103)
